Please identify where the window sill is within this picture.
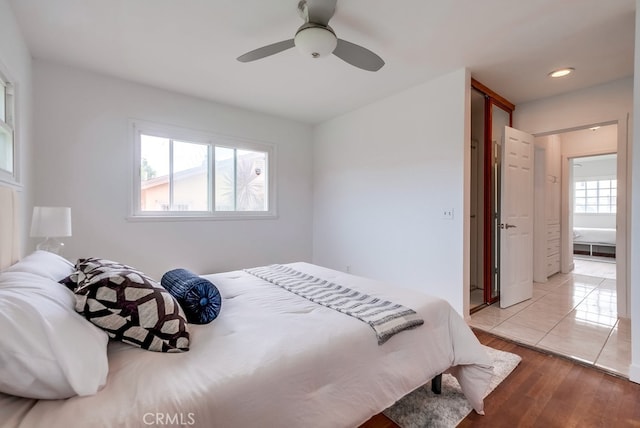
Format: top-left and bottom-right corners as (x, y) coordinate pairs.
(126, 213), (278, 222)
(0, 177), (22, 190)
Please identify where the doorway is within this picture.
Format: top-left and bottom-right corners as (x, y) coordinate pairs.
(536, 124), (622, 284)
(571, 153), (617, 274)
(469, 79), (515, 311)
(532, 124), (621, 281)
(529, 121), (629, 320)
(469, 122), (629, 374)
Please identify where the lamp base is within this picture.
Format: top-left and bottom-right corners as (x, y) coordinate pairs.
(36, 237), (65, 255)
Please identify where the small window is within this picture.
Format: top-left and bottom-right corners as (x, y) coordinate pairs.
(0, 73), (15, 183)
(140, 135), (210, 212)
(215, 146), (268, 212)
(574, 180), (616, 214)
(132, 121), (274, 219)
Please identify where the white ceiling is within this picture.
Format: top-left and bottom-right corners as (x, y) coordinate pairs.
(8, 0), (636, 124)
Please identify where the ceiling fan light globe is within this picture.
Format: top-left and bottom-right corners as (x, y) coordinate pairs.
(294, 26), (337, 58)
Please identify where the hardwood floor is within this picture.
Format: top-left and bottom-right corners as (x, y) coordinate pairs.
(361, 330), (640, 428)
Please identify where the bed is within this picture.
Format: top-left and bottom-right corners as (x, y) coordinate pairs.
(573, 227), (616, 258)
(0, 188), (493, 428)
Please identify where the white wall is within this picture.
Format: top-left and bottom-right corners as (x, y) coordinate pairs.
(540, 134), (562, 224)
(514, 77), (633, 134)
(312, 68), (469, 315)
(629, 0), (640, 385)
(0, 0), (33, 255)
(572, 154), (617, 181)
(574, 214), (616, 229)
(33, 60), (313, 279)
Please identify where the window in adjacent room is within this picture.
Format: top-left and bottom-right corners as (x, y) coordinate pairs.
(132, 121), (274, 219)
(574, 179), (617, 214)
(0, 72), (15, 184)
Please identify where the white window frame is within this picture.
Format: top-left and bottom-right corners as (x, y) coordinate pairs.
(0, 66), (18, 186)
(574, 178), (617, 214)
(130, 120), (276, 221)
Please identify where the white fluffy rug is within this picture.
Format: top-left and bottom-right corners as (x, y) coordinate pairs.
(383, 346), (521, 428)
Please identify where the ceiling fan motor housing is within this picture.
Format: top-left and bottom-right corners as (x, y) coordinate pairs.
(294, 24), (337, 58)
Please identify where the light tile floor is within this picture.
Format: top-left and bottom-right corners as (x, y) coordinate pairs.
(470, 288), (484, 309)
(469, 259), (631, 377)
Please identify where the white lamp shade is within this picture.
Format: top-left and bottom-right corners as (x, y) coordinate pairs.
(30, 207), (72, 238)
(294, 26), (337, 58)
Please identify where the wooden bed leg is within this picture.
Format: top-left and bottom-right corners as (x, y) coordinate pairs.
(431, 374), (442, 394)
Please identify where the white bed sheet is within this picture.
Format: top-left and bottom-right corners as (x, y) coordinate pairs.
(0, 262), (493, 428)
(573, 227), (616, 245)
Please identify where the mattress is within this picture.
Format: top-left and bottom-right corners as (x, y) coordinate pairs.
(573, 227), (616, 245)
(0, 262), (493, 428)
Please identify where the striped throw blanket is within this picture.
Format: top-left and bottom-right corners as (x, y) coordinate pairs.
(244, 265), (424, 345)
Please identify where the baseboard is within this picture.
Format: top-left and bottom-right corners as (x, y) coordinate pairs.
(629, 364), (640, 384)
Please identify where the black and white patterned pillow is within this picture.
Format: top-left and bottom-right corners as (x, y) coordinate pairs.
(70, 258), (190, 353)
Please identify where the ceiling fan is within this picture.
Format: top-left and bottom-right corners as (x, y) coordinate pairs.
(237, 0), (385, 72)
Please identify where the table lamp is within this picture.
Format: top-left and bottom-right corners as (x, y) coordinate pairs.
(30, 206), (72, 254)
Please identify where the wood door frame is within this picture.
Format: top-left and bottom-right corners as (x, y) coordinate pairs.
(471, 79), (515, 306)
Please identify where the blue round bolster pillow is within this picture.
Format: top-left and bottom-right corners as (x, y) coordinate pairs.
(161, 269), (221, 324)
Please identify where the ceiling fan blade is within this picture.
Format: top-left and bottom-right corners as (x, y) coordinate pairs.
(304, 0), (337, 26)
(237, 39), (295, 62)
(333, 39), (384, 72)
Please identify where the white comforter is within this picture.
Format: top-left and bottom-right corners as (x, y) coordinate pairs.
(0, 262), (493, 428)
(573, 227), (616, 245)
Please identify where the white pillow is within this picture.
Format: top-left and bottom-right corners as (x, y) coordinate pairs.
(0, 271), (109, 399)
(4, 250), (74, 282)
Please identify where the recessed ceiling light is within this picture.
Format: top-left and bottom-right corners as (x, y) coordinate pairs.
(549, 67), (575, 78)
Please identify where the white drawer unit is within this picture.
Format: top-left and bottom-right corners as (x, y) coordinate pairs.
(546, 221), (561, 276)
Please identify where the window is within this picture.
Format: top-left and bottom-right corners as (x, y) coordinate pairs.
(132, 121), (274, 219)
(0, 72), (15, 183)
(574, 179), (617, 214)
(214, 146), (268, 212)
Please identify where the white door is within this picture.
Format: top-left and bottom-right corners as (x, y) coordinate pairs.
(500, 126), (534, 308)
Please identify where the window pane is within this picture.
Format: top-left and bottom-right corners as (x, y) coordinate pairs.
(586, 189), (598, 197)
(587, 197), (598, 206)
(575, 197), (586, 207)
(598, 180), (610, 188)
(611, 179), (617, 189)
(575, 189), (586, 198)
(599, 188), (610, 197)
(0, 126), (13, 173)
(598, 205), (611, 213)
(215, 146), (235, 211)
(140, 134), (170, 211)
(236, 149), (267, 211)
(575, 181), (586, 190)
(586, 181), (598, 189)
(586, 206), (597, 213)
(173, 141), (209, 211)
(575, 206), (586, 213)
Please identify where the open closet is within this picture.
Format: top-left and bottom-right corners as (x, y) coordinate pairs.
(469, 79), (514, 311)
